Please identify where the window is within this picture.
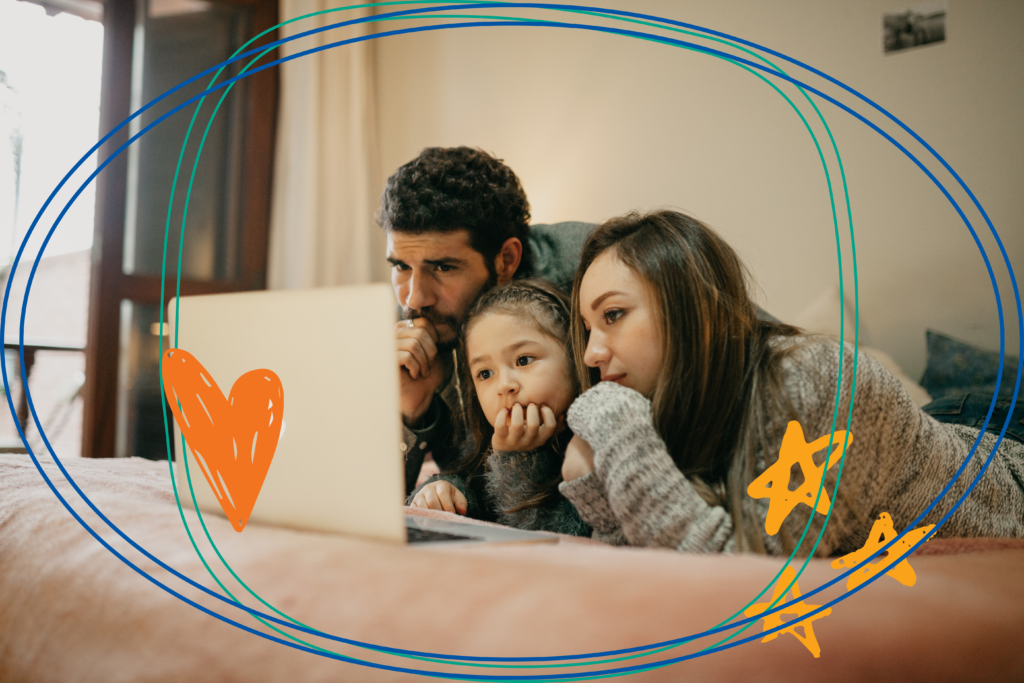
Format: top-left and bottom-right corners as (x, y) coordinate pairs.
(83, 0), (279, 458)
(0, 0), (102, 456)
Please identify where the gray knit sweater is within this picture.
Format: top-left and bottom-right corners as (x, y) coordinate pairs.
(484, 439), (591, 536)
(559, 336), (1024, 556)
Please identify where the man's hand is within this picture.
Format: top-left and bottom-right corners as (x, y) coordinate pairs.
(409, 480), (468, 515)
(492, 403), (557, 453)
(397, 318), (445, 425)
(561, 435), (595, 482)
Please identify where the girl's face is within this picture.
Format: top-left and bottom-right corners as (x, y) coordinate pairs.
(466, 313), (576, 427)
(578, 250), (664, 398)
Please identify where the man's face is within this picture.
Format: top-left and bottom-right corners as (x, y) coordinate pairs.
(387, 229), (495, 346)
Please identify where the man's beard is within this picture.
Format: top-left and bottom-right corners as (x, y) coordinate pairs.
(402, 269), (499, 353)
(400, 307), (461, 352)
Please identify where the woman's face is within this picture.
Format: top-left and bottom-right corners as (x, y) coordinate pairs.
(578, 250), (664, 398)
(466, 312), (576, 427)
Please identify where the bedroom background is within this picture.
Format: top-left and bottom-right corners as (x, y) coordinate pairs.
(2, 0), (1022, 458)
(367, 0), (1023, 383)
(274, 0), (1023, 382)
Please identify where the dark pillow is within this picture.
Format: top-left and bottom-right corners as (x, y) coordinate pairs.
(527, 221), (595, 294)
(919, 329), (1021, 400)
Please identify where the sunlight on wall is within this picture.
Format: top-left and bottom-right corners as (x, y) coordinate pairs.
(376, 0), (1024, 377)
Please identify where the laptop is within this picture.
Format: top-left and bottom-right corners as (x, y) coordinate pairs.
(166, 284), (558, 545)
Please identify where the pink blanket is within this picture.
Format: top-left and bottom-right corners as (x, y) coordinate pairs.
(1, 453), (1022, 682)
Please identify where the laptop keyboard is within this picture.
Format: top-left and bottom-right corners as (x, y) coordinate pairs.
(406, 526), (480, 544)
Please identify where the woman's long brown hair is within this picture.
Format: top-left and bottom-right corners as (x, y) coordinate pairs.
(452, 278), (579, 512)
(569, 210), (803, 553)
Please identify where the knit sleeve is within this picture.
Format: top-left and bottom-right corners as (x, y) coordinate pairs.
(779, 338), (1024, 554)
(567, 382), (736, 553)
(558, 473), (627, 545)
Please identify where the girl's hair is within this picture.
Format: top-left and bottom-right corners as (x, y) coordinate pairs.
(453, 278), (579, 512)
(569, 210), (803, 553)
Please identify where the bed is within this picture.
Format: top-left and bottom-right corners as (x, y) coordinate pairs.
(1, 451), (1022, 682)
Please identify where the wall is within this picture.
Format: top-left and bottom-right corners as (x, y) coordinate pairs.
(373, 0), (1024, 379)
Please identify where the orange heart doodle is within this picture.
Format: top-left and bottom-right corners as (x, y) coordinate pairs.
(161, 348), (284, 532)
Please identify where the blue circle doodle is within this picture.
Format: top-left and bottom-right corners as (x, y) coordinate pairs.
(2, 3), (1020, 679)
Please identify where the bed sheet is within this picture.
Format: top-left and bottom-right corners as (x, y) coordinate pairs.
(1, 453), (1022, 682)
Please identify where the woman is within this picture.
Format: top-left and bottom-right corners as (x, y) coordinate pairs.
(558, 209), (1024, 556)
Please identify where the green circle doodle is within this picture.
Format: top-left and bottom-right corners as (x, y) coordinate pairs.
(157, 2), (860, 677)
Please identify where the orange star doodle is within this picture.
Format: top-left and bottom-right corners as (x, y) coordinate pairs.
(743, 565), (832, 658)
(746, 421), (852, 535)
(830, 512), (934, 590)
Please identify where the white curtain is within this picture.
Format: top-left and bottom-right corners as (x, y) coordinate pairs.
(268, 0), (387, 289)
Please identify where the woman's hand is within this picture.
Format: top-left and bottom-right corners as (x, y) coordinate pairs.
(409, 480), (468, 515)
(492, 403), (558, 452)
(561, 435), (595, 482)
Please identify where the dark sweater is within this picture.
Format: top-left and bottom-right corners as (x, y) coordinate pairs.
(485, 432), (591, 536)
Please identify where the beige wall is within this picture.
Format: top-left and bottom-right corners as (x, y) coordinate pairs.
(373, 0), (1023, 379)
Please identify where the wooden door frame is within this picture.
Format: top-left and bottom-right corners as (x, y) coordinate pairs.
(82, 0), (279, 458)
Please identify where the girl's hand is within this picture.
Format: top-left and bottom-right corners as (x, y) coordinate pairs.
(492, 403), (557, 452)
(561, 435), (595, 481)
(409, 480), (468, 515)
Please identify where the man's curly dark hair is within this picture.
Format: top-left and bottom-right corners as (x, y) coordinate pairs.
(377, 147), (533, 277)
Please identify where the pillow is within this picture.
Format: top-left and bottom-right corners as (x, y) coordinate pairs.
(792, 284), (932, 406)
(528, 221), (595, 294)
(919, 329), (1020, 400)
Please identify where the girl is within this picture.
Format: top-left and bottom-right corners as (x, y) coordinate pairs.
(409, 279), (591, 537)
(559, 209), (1024, 555)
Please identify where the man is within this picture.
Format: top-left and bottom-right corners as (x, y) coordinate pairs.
(378, 146), (591, 504)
